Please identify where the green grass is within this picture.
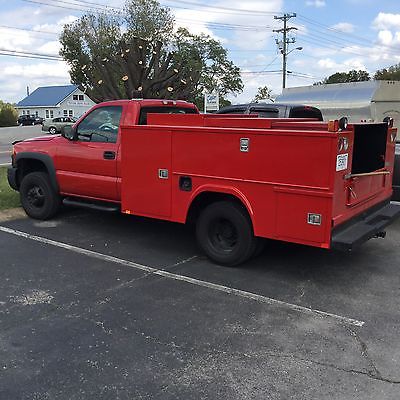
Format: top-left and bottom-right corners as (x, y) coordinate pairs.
(0, 166), (20, 210)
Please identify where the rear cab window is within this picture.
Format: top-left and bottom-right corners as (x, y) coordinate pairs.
(289, 106), (323, 120)
(249, 107), (279, 118)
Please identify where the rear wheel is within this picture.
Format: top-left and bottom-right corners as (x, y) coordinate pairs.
(196, 201), (256, 266)
(20, 172), (61, 220)
(49, 127), (57, 134)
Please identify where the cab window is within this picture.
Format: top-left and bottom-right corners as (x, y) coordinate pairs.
(76, 106), (122, 143)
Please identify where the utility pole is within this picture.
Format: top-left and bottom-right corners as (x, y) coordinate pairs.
(273, 13), (297, 90)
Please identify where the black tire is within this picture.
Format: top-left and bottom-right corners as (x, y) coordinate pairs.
(20, 172), (61, 220)
(196, 201), (256, 266)
(49, 127), (57, 135)
(253, 238), (266, 258)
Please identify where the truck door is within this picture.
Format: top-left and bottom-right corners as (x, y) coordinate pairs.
(55, 105), (123, 201)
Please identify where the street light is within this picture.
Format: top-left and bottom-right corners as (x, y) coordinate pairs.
(282, 46), (302, 90)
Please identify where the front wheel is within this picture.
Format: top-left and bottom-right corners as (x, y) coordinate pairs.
(20, 172), (61, 220)
(49, 127), (57, 135)
(196, 201), (256, 266)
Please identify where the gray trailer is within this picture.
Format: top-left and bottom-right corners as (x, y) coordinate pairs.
(277, 80), (400, 201)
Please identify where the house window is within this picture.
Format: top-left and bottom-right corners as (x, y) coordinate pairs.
(63, 110), (68, 116)
(78, 95), (84, 101)
(73, 95), (78, 100)
(69, 110), (73, 117)
(50, 110), (54, 118)
(46, 110), (49, 118)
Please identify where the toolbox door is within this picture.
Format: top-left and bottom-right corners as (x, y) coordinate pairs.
(346, 123), (389, 206)
(121, 127), (172, 218)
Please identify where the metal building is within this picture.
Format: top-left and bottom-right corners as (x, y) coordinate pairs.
(276, 80), (400, 127)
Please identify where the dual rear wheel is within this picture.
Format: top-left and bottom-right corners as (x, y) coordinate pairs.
(196, 201), (264, 266)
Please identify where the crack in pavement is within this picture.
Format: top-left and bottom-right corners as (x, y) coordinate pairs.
(205, 347), (400, 385)
(344, 326), (399, 383)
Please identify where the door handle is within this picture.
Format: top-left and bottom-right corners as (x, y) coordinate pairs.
(103, 151), (115, 160)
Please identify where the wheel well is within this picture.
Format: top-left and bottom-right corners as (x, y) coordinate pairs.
(16, 159), (48, 188)
(186, 192), (250, 225)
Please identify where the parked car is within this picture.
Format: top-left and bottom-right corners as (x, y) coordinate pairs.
(42, 117), (77, 134)
(17, 115), (43, 126)
(215, 102), (323, 120)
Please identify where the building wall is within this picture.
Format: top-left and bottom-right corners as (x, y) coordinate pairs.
(17, 88), (96, 119)
(59, 88), (96, 118)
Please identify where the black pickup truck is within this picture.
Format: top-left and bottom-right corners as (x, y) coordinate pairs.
(216, 102), (323, 120)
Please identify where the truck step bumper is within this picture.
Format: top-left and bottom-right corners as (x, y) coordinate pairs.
(331, 202), (400, 251)
(63, 198), (120, 212)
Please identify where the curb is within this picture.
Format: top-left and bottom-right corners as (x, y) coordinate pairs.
(0, 207), (26, 223)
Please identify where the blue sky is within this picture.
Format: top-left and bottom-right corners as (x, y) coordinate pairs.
(0, 0), (399, 103)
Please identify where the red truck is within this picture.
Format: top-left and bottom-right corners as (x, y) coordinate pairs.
(8, 99), (400, 266)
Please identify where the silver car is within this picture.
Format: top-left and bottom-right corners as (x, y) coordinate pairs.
(42, 116), (77, 134)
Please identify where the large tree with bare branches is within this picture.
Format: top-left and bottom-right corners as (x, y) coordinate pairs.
(59, 0), (243, 106)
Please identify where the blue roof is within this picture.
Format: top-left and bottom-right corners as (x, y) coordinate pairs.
(17, 85), (78, 107)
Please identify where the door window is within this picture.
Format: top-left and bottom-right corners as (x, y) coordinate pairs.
(76, 106), (122, 143)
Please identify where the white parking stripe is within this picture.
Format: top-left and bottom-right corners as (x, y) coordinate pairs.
(0, 226), (365, 327)
(0, 163), (10, 166)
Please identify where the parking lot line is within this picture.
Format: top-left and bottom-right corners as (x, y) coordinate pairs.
(0, 225), (365, 327)
(0, 163), (10, 166)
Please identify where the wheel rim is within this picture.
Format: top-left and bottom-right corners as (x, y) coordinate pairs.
(50, 128), (56, 134)
(209, 218), (238, 252)
(26, 185), (45, 208)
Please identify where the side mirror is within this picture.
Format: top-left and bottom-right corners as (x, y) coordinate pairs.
(62, 125), (76, 140)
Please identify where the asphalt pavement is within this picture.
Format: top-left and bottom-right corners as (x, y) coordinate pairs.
(0, 125), (44, 165)
(0, 207), (399, 399)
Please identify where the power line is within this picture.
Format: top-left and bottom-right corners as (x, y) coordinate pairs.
(0, 48), (62, 59)
(163, 0), (279, 16)
(0, 51), (63, 61)
(297, 14), (400, 54)
(0, 25), (59, 36)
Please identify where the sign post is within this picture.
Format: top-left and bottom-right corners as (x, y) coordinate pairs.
(204, 92), (219, 113)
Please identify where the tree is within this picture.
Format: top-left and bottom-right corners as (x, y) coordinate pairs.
(0, 101), (17, 127)
(316, 70), (370, 85)
(59, 0), (243, 107)
(374, 63), (400, 80)
(252, 86), (273, 102)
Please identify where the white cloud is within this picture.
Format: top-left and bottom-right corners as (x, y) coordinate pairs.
(37, 41), (61, 56)
(305, 0), (326, 7)
(372, 12), (400, 30)
(316, 57), (367, 73)
(0, 28), (35, 51)
(3, 62), (69, 80)
(331, 22), (355, 33)
(377, 30), (394, 46)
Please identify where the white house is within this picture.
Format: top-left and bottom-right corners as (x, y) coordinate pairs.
(16, 85), (96, 119)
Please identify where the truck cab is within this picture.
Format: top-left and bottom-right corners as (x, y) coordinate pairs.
(8, 99), (198, 207)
